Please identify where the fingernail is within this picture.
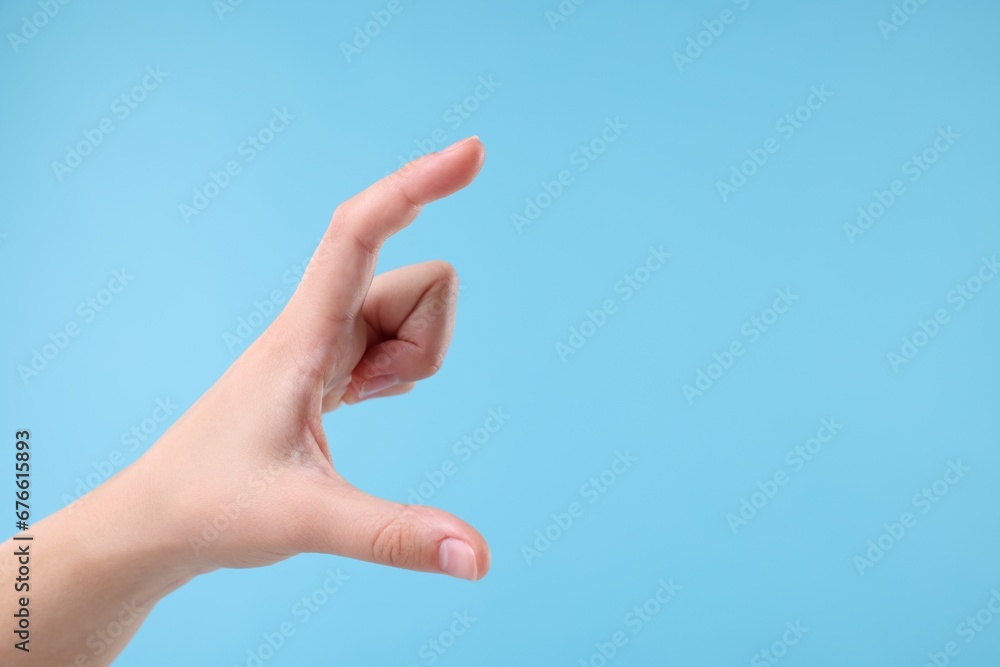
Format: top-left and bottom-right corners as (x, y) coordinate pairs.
(359, 374), (399, 398)
(439, 136), (478, 155)
(438, 538), (478, 581)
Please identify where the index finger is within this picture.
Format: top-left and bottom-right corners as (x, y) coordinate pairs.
(288, 136), (484, 347)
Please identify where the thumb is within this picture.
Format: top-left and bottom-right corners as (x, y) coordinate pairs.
(297, 479), (490, 581)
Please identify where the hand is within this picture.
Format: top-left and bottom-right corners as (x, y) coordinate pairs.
(114, 135), (490, 580)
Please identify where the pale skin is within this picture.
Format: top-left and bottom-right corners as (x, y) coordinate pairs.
(0, 136), (491, 666)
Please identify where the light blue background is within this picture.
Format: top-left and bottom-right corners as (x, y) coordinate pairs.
(2, 0), (1000, 665)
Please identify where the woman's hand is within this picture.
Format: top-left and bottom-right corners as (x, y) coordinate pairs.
(127, 135), (491, 579)
(1, 133), (490, 667)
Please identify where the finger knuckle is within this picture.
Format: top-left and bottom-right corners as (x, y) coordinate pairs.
(388, 176), (424, 217)
(371, 506), (427, 568)
(329, 202), (379, 259)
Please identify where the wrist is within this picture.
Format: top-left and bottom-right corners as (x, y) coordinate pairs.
(58, 458), (211, 606)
